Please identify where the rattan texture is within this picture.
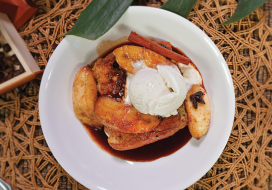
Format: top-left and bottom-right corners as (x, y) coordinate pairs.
(0, 0), (271, 189)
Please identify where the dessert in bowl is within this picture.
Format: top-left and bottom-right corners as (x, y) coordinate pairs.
(39, 6), (235, 190)
(72, 32), (211, 156)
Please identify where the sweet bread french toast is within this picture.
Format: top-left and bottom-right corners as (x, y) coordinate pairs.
(105, 105), (188, 150)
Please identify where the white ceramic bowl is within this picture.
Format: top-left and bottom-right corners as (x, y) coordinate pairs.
(39, 6), (235, 190)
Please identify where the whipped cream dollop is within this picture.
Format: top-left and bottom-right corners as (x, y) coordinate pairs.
(178, 63), (202, 90)
(128, 64), (187, 117)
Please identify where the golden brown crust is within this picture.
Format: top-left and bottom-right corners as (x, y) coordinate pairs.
(72, 66), (103, 128)
(92, 53), (126, 99)
(105, 105), (188, 150)
(113, 45), (174, 74)
(94, 96), (160, 134)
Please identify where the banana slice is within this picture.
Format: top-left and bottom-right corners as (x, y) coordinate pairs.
(113, 45), (173, 74)
(72, 66), (103, 128)
(185, 84), (210, 139)
(94, 96), (160, 133)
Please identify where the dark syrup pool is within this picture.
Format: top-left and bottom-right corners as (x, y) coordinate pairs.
(84, 125), (192, 162)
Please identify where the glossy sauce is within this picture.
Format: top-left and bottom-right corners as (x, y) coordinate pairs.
(84, 125), (192, 162)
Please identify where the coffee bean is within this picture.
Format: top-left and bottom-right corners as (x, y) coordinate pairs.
(13, 70), (21, 77)
(3, 44), (11, 52)
(4, 58), (13, 66)
(0, 78), (5, 84)
(0, 60), (6, 71)
(5, 66), (14, 73)
(5, 72), (13, 80)
(20, 65), (25, 73)
(0, 72), (4, 78)
(13, 61), (20, 66)
(10, 55), (17, 62)
(0, 52), (4, 59)
(0, 49), (25, 82)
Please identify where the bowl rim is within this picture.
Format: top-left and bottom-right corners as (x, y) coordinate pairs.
(39, 6), (235, 190)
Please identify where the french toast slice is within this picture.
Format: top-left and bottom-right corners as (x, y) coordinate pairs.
(105, 105), (188, 151)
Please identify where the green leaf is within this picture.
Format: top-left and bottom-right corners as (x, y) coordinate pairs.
(65, 0), (133, 40)
(160, 0), (198, 18)
(220, 0), (267, 25)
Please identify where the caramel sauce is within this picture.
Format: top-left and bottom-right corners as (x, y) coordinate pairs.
(84, 125), (192, 162)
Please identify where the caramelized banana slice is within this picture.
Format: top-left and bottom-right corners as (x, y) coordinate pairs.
(185, 84), (210, 140)
(113, 45), (173, 74)
(94, 96), (160, 133)
(72, 66), (103, 128)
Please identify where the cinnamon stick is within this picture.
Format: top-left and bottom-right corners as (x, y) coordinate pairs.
(154, 41), (172, 50)
(128, 31), (190, 65)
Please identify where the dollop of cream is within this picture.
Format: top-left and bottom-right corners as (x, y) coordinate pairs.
(128, 65), (187, 117)
(178, 63), (203, 90)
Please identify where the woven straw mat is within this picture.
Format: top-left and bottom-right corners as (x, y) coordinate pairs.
(0, 0), (272, 189)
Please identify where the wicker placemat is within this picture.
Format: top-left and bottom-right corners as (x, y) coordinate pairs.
(0, 0), (272, 189)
